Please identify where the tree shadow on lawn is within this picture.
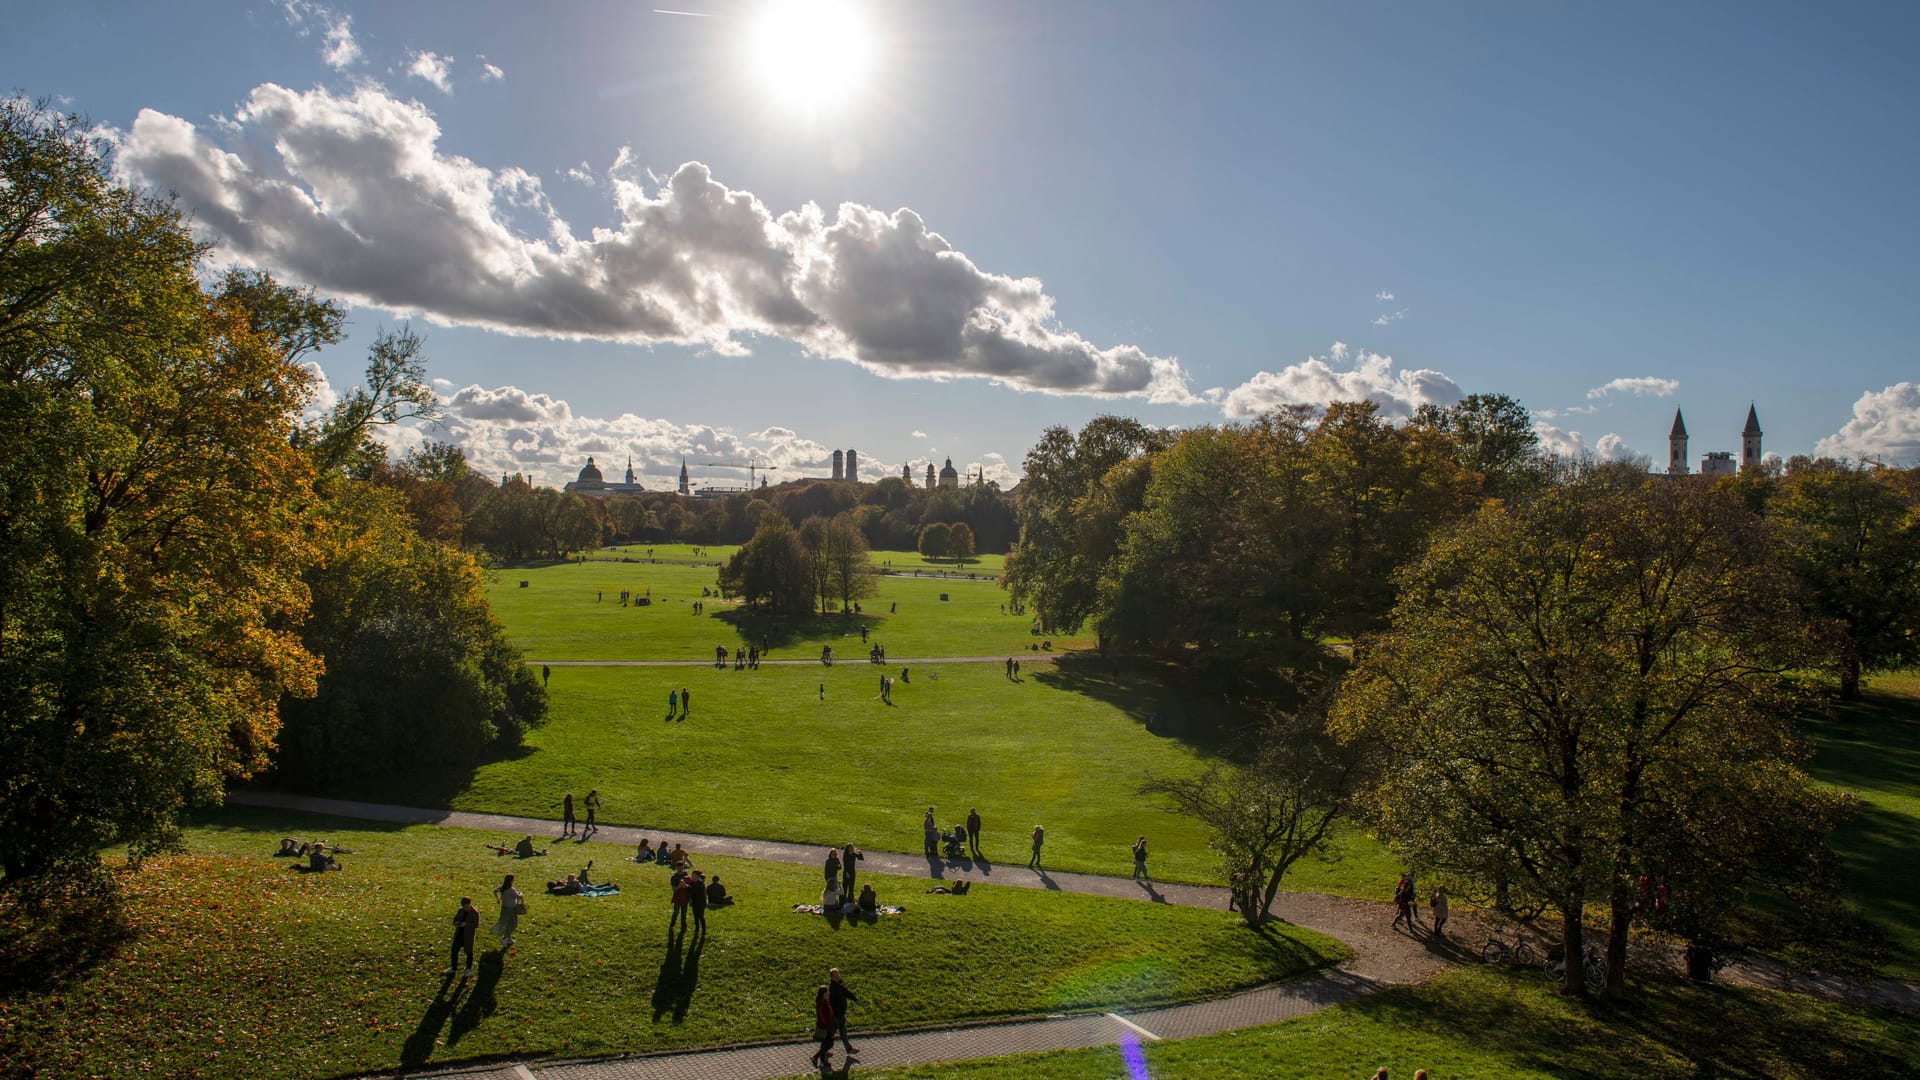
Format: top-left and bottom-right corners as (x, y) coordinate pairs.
(0, 876), (136, 999)
(1802, 688), (1920, 798)
(260, 741), (541, 811)
(1031, 655), (1253, 755)
(715, 607), (889, 652)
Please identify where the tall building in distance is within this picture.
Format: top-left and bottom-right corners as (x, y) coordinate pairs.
(1668, 409), (1689, 476)
(1666, 406), (1762, 477)
(925, 461), (936, 489)
(845, 448), (859, 482)
(831, 449), (844, 481)
(678, 458), (690, 495)
(902, 462), (912, 483)
(1742, 404), (1763, 470)
(939, 458), (960, 489)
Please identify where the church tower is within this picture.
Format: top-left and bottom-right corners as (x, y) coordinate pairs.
(678, 458), (690, 495)
(1741, 405), (1763, 470)
(902, 462), (911, 482)
(925, 462), (936, 489)
(1668, 409), (1689, 476)
(832, 449), (844, 481)
(845, 449), (859, 482)
(625, 456), (636, 485)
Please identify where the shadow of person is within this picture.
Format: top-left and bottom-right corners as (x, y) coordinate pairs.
(823, 906), (845, 930)
(972, 853), (992, 876)
(1139, 880), (1166, 904)
(1035, 868), (1061, 891)
(399, 972), (461, 1067)
(650, 927), (705, 1023)
(446, 950), (503, 1046)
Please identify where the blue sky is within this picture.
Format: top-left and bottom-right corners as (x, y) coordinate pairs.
(10, 1), (1918, 487)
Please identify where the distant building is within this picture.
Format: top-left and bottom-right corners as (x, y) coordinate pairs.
(925, 462), (936, 489)
(902, 462), (912, 483)
(832, 449), (844, 481)
(1666, 406), (1763, 476)
(939, 458), (960, 489)
(563, 456), (650, 497)
(678, 459), (690, 495)
(845, 449), (859, 482)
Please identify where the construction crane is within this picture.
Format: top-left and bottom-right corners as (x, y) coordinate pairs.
(702, 454), (780, 490)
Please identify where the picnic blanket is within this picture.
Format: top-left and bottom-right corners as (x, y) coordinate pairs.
(792, 903), (904, 916)
(548, 882), (621, 897)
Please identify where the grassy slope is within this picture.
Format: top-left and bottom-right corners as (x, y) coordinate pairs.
(490, 556), (1074, 662)
(1, 809), (1343, 1080)
(332, 661), (1397, 896)
(821, 966), (1920, 1080)
(1800, 671), (1920, 978)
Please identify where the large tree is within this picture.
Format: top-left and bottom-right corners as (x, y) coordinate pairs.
(0, 101), (321, 883)
(1332, 467), (1832, 997)
(720, 513), (814, 614)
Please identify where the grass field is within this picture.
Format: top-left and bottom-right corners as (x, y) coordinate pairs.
(1800, 671), (1920, 978)
(822, 965), (1920, 1080)
(488, 556), (1076, 662)
(0, 809), (1344, 1079)
(327, 661), (1400, 898)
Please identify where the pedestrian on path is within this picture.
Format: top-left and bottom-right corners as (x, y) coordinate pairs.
(809, 985), (835, 1067)
(446, 896), (479, 976)
(558, 792), (577, 838)
(1029, 824), (1045, 869)
(1133, 835), (1149, 881)
(1430, 887), (1449, 938)
(1391, 875), (1412, 932)
(491, 874), (523, 949)
(583, 789), (600, 838)
(966, 808), (983, 859)
(828, 967), (859, 1061)
(680, 686), (690, 720)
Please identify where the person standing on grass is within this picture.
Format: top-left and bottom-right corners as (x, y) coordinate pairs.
(446, 896), (479, 976)
(828, 967), (859, 1061)
(689, 869), (709, 934)
(668, 688), (678, 719)
(583, 789), (601, 839)
(840, 843), (862, 896)
(670, 870), (691, 932)
(1006, 657), (1014, 679)
(1430, 886), (1449, 938)
(1133, 836), (1149, 881)
(680, 686), (691, 720)
(559, 792), (577, 838)
(923, 807), (939, 857)
(824, 846), (842, 888)
(1029, 824), (1045, 869)
(491, 874), (523, 949)
(967, 808), (983, 859)
(542, 664), (550, 687)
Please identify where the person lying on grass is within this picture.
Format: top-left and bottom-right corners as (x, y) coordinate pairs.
(485, 836), (549, 858)
(304, 844), (341, 871)
(548, 874), (582, 895)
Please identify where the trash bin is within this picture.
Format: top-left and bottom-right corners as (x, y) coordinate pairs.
(939, 593), (949, 601)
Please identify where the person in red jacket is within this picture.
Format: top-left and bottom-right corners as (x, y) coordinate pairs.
(809, 984), (835, 1068)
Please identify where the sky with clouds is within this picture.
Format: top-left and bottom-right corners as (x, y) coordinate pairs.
(9, 1), (1920, 487)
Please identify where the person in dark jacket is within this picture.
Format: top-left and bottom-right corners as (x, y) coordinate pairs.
(828, 967), (859, 1060)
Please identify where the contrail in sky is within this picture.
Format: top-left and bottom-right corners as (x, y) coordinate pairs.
(653, 8), (718, 16)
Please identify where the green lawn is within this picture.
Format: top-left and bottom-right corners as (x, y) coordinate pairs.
(489, 557), (1075, 661)
(824, 965), (1920, 1080)
(1800, 671), (1920, 978)
(0, 809), (1343, 1079)
(326, 661), (1398, 897)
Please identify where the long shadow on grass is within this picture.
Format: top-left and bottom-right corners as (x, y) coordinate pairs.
(1030, 656), (1253, 754)
(446, 950), (503, 1046)
(0, 881), (135, 998)
(400, 972), (462, 1067)
(651, 926), (704, 1023)
(1803, 690), (1920, 798)
(715, 607), (890, 652)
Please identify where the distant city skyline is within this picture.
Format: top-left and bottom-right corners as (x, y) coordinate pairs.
(8, 1), (1918, 487)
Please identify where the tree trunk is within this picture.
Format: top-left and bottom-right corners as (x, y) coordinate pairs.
(1839, 641), (1861, 701)
(1604, 876), (1633, 999)
(1560, 901), (1588, 997)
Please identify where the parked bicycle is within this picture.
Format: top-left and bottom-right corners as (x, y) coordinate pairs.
(1545, 945), (1606, 989)
(1480, 924), (1536, 967)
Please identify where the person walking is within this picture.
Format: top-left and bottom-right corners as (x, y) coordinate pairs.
(923, 806), (939, 858)
(541, 664), (550, 687)
(828, 967), (859, 1061)
(809, 985), (836, 1068)
(1430, 886), (1449, 938)
(1132, 835), (1150, 881)
(966, 808), (983, 859)
(689, 869), (709, 934)
(1005, 656), (1014, 679)
(1028, 824), (1045, 869)
(840, 843), (862, 897)
(680, 686), (691, 720)
(558, 793), (577, 838)
(582, 788), (601, 839)
(446, 896), (480, 976)
(1391, 875), (1412, 932)
(491, 874), (523, 949)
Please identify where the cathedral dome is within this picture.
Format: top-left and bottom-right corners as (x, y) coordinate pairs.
(577, 457), (604, 483)
(940, 458), (959, 478)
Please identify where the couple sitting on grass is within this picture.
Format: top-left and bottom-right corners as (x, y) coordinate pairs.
(634, 838), (690, 869)
(486, 835), (548, 859)
(821, 879), (879, 912)
(278, 838), (350, 871)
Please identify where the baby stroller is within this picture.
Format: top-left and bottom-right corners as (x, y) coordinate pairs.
(942, 826), (966, 859)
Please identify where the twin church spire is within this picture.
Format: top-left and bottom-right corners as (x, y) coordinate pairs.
(1668, 405), (1762, 477)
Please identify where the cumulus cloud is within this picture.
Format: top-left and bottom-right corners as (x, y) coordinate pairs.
(1221, 343), (1462, 421)
(1815, 382), (1920, 463)
(1534, 422), (1636, 463)
(407, 51), (453, 92)
(1587, 376), (1679, 400)
(910, 429), (927, 439)
(384, 381), (1015, 490)
(280, 1), (359, 69)
(563, 160), (595, 186)
(111, 83), (1194, 402)
(479, 57), (505, 81)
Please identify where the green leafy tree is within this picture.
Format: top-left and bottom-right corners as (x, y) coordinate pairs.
(1772, 461), (1920, 698)
(1332, 469), (1828, 997)
(946, 521), (976, 562)
(1412, 392), (1543, 499)
(720, 513), (814, 613)
(0, 100), (321, 883)
(918, 521), (951, 559)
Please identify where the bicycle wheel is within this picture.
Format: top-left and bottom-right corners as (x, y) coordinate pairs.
(1512, 941), (1536, 967)
(1480, 940), (1503, 964)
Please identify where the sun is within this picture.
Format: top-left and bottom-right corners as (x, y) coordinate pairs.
(747, 0), (875, 114)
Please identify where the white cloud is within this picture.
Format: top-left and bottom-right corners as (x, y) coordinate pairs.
(112, 83), (1193, 402)
(321, 14), (360, 69)
(1221, 344), (1462, 421)
(1370, 308), (1405, 326)
(407, 51), (453, 92)
(1586, 376), (1679, 400)
(910, 429), (927, 439)
(1375, 290), (1394, 302)
(1534, 422), (1636, 463)
(1815, 382), (1920, 464)
(479, 57), (506, 81)
(563, 160), (595, 186)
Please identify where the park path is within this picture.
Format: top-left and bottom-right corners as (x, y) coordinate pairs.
(229, 792), (1920, 1079)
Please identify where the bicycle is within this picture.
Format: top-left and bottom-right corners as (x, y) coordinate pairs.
(1545, 946), (1607, 989)
(1480, 924), (1536, 967)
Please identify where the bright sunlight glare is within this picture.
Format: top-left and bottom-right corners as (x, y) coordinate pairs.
(747, 0), (875, 113)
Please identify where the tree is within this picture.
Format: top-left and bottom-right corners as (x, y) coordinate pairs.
(1772, 461), (1920, 699)
(305, 326), (440, 474)
(1144, 710), (1364, 926)
(918, 521), (951, 559)
(820, 512), (878, 612)
(946, 521), (976, 562)
(1331, 469), (1829, 997)
(1412, 392), (1543, 499)
(0, 100), (321, 883)
(720, 513), (814, 614)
